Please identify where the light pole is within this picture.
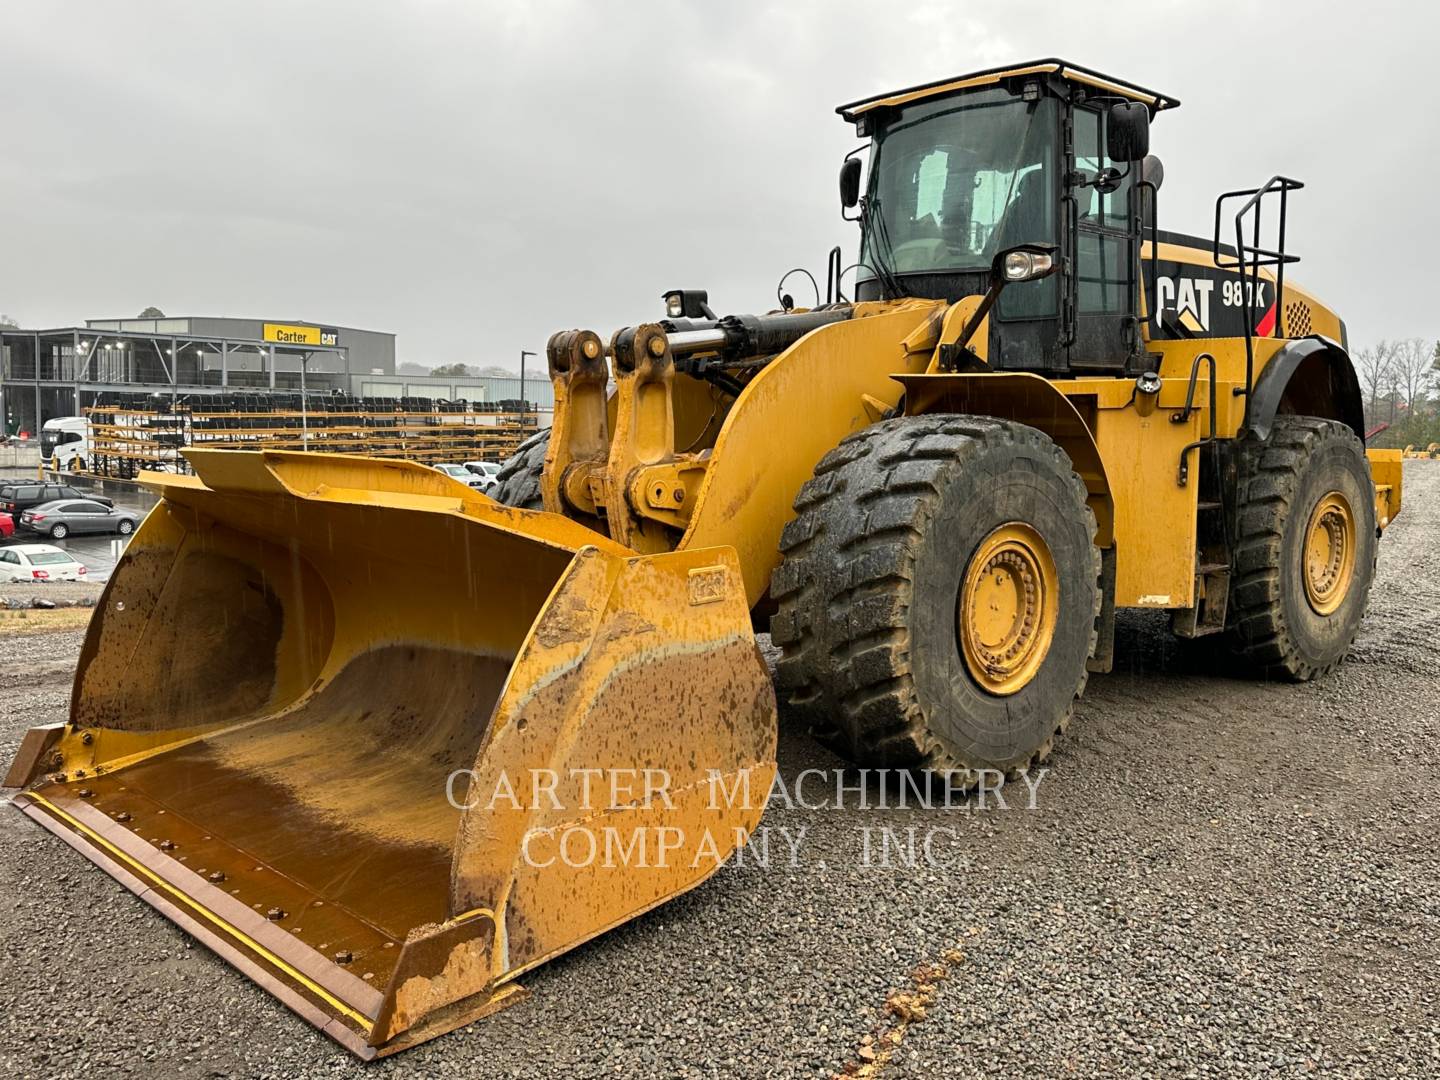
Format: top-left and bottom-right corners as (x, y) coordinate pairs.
(519, 349), (536, 429)
(300, 354), (310, 449)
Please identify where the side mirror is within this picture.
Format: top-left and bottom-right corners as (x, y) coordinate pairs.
(839, 157), (862, 209)
(1107, 101), (1150, 162)
(989, 243), (1061, 287)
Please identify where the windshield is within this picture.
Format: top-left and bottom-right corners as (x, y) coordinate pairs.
(859, 89), (1057, 284)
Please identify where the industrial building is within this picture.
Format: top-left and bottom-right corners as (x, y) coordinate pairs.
(0, 314), (553, 437)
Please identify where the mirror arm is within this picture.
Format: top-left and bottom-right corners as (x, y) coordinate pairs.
(955, 284), (1004, 353)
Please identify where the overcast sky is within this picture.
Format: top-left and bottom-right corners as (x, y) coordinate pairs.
(2, 1), (1434, 370)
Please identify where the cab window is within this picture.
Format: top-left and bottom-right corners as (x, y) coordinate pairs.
(1073, 107), (1134, 315)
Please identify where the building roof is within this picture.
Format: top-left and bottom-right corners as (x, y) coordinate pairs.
(836, 58), (1180, 122)
(83, 316), (394, 337)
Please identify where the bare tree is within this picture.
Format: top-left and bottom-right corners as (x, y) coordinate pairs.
(0, 313), (18, 329)
(1354, 340), (1395, 416)
(1390, 337), (1433, 414)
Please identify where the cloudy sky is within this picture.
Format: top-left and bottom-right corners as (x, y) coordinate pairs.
(1, 1), (1433, 369)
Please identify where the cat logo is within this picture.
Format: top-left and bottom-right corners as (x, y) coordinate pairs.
(1154, 275), (1214, 333)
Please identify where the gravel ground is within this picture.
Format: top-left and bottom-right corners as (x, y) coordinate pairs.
(0, 582), (105, 606)
(1, 463), (1437, 1078)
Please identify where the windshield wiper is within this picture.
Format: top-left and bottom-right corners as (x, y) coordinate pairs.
(861, 195), (908, 300)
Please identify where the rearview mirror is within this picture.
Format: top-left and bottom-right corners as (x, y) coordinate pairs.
(1107, 102), (1150, 162)
(839, 157), (862, 209)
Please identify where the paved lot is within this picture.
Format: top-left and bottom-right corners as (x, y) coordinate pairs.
(0, 463), (1437, 1078)
(0, 473), (154, 584)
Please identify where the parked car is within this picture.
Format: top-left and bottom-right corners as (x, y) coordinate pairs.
(432, 463), (488, 491)
(463, 461), (502, 492)
(0, 481), (113, 524)
(18, 499), (141, 539)
(0, 544), (88, 582)
(0, 514), (12, 540)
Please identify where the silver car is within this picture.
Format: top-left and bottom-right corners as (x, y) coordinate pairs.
(18, 498), (141, 540)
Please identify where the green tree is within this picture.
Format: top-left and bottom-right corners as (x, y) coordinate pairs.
(138, 306), (166, 318)
(430, 363), (471, 376)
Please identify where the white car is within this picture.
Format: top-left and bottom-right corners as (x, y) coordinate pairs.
(463, 461), (502, 493)
(0, 544), (90, 582)
(432, 463), (488, 491)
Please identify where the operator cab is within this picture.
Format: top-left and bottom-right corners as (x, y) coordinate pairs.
(838, 59), (1178, 375)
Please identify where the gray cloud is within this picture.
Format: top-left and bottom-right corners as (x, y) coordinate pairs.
(2, 1), (1434, 365)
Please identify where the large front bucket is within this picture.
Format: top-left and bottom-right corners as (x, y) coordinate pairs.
(6, 450), (776, 1057)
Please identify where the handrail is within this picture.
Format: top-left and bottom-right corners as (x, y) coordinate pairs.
(1211, 176), (1304, 433)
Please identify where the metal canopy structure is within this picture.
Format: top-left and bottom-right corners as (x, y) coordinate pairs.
(1, 325), (351, 435)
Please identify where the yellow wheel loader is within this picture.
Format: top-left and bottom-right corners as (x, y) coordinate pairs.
(6, 59), (1403, 1057)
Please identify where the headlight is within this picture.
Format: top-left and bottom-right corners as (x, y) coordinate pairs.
(664, 292), (685, 318)
(1003, 250), (1055, 283)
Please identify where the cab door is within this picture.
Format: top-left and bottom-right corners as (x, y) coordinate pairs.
(1066, 105), (1142, 370)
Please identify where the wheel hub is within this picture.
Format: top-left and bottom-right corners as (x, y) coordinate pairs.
(957, 523), (1059, 696)
(1303, 490), (1356, 615)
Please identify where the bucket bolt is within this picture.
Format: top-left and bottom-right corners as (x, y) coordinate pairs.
(334, 950), (353, 964)
(266, 908), (287, 922)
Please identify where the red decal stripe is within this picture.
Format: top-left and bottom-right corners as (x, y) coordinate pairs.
(1254, 302), (1277, 336)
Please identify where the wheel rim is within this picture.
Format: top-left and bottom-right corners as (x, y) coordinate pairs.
(957, 522), (1059, 696)
(1302, 490), (1356, 616)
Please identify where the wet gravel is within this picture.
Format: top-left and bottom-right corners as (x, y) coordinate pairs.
(2, 463), (1438, 1078)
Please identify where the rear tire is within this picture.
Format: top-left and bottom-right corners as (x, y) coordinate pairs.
(770, 416), (1100, 778)
(1226, 416), (1377, 679)
(494, 429), (549, 510)
(118, 519), (134, 535)
(50, 523), (69, 539)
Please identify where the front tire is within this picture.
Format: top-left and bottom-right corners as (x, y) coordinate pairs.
(117, 519), (134, 535)
(1227, 416), (1377, 679)
(770, 416), (1100, 778)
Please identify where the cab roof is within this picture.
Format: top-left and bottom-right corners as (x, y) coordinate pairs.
(837, 58), (1179, 122)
